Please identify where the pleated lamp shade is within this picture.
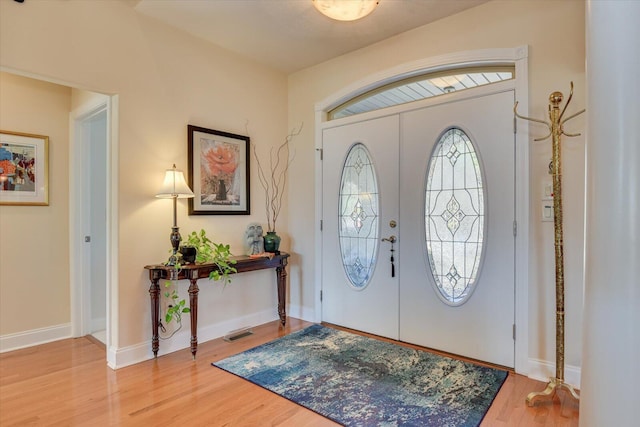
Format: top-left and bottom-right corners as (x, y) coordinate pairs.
(156, 165), (194, 199)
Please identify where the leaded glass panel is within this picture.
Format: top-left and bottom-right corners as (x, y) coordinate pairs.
(425, 128), (486, 305)
(339, 143), (379, 289)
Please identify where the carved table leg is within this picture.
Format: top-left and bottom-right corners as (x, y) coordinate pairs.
(188, 278), (199, 359)
(276, 264), (287, 327)
(149, 276), (160, 357)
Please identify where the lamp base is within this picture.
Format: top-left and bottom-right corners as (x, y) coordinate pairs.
(166, 226), (181, 267)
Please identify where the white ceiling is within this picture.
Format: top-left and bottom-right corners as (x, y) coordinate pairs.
(133, 0), (489, 74)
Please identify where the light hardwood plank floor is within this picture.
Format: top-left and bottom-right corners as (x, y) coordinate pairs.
(0, 318), (578, 426)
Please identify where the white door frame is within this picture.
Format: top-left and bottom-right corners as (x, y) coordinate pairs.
(74, 103), (107, 338)
(70, 94), (119, 368)
(314, 46), (530, 374)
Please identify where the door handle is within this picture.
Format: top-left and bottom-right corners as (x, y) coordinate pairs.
(381, 235), (396, 277)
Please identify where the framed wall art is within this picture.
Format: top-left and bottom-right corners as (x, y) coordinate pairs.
(0, 130), (49, 206)
(188, 125), (250, 215)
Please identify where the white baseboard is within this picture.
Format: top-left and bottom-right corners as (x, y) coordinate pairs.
(528, 358), (581, 389)
(288, 304), (315, 322)
(2, 309), (316, 368)
(109, 309), (280, 369)
(0, 323), (72, 353)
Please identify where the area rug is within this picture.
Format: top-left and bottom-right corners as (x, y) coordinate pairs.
(212, 324), (507, 427)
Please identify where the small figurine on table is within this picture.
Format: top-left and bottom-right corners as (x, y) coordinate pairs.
(243, 223), (265, 257)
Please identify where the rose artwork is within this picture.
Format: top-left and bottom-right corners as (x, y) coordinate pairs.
(199, 140), (240, 205)
(204, 144), (237, 175)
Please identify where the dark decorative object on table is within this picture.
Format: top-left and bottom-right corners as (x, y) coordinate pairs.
(179, 245), (197, 264)
(263, 231), (281, 254)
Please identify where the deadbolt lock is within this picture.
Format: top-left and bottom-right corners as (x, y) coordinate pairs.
(389, 220), (397, 228)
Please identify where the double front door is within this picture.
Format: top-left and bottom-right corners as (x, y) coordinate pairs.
(321, 90), (516, 367)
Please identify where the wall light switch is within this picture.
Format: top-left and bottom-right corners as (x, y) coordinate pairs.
(542, 202), (554, 222)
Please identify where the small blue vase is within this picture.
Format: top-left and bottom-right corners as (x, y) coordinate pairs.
(263, 231), (281, 254)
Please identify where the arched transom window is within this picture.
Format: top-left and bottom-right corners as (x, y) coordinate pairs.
(330, 66), (514, 120)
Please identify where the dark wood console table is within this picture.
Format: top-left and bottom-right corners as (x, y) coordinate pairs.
(144, 252), (289, 358)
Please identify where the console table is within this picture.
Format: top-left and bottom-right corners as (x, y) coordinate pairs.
(144, 252), (289, 358)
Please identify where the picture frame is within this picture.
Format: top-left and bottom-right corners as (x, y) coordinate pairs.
(0, 130), (49, 206)
(188, 125), (250, 215)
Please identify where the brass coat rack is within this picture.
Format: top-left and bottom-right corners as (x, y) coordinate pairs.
(514, 82), (584, 406)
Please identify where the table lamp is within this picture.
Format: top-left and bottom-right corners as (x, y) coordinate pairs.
(156, 164), (194, 266)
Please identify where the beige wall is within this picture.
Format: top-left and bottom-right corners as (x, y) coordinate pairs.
(287, 0), (586, 372)
(0, 72), (71, 334)
(0, 0), (587, 374)
(0, 0), (288, 354)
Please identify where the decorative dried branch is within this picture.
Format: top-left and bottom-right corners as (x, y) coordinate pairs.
(251, 124), (303, 232)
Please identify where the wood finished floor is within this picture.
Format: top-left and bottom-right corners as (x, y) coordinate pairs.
(0, 318), (579, 426)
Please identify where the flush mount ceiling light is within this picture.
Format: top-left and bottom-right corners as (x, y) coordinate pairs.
(313, 0), (379, 22)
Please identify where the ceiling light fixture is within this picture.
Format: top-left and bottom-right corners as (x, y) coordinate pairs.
(313, 0), (379, 22)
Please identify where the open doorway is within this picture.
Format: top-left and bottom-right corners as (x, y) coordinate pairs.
(80, 106), (107, 342)
(70, 92), (113, 350)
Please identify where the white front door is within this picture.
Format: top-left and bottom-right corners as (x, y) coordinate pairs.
(400, 90), (515, 367)
(321, 90), (515, 367)
(321, 115), (400, 339)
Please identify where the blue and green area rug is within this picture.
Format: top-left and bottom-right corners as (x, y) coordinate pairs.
(213, 324), (507, 426)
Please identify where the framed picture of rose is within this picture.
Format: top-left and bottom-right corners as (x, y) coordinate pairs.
(0, 130), (49, 206)
(187, 125), (250, 215)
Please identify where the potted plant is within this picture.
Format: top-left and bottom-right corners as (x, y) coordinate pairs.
(163, 229), (237, 327)
(184, 229), (237, 281)
(179, 244), (197, 264)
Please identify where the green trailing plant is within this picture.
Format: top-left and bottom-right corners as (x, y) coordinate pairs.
(162, 229), (237, 327)
(164, 283), (190, 324)
(184, 229), (237, 284)
(160, 264), (190, 338)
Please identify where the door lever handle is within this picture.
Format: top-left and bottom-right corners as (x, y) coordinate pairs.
(381, 235), (396, 277)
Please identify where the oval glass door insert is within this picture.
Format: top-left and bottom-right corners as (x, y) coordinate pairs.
(339, 143), (379, 289)
(425, 128), (486, 305)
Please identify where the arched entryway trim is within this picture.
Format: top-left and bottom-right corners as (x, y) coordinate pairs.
(313, 46), (531, 375)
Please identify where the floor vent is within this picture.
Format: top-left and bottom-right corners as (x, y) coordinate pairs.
(224, 327), (254, 342)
